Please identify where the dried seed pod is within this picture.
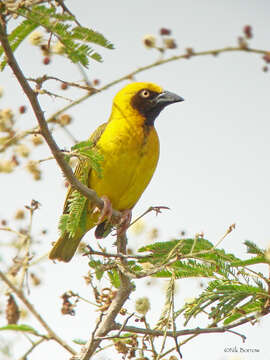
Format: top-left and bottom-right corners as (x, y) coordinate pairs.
(6, 294), (20, 324)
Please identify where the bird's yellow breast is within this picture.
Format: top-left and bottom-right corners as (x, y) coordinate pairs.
(89, 112), (159, 210)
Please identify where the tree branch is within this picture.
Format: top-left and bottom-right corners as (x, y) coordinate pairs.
(47, 45), (269, 122)
(0, 16), (121, 222)
(112, 309), (270, 339)
(78, 233), (134, 360)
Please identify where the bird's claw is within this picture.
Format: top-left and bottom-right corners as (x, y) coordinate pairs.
(98, 196), (113, 224)
(117, 209), (132, 236)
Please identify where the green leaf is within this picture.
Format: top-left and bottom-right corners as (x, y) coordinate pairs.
(72, 27), (114, 49)
(244, 240), (265, 256)
(231, 256), (269, 267)
(64, 190), (87, 237)
(79, 149), (104, 178)
(71, 140), (93, 151)
(73, 338), (86, 345)
(0, 20), (39, 70)
(138, 238), (239, 266)
(153, 259), (217, 279)
(0, 324), (38, 334)
(88, 259), (104, 280)
(180, 279), (267, 325)
(223, 299), (264, 325)
(108, 269), (121, 288)
(72, 140), (104, 178)
(58, 214), (69, 233)
(1, 5), (114, 69)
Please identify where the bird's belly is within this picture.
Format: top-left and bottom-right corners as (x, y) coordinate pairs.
(89, 128), (159, 210)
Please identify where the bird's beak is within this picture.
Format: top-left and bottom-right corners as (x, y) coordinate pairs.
(155, 90), (184, 106)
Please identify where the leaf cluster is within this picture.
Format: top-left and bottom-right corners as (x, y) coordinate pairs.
(136, 238), (270, 327)
(58, 141), (104, 237)
(0, 4), (113, 70)
(71, 140), (104, 179)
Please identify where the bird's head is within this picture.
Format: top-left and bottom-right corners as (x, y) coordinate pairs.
(112, 82), (184, 126)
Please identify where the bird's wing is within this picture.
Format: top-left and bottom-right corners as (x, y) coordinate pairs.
(62, 122), (107, 214)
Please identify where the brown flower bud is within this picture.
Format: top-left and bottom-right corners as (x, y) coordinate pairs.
(19, 105), (26, 114)
(238, 36), (248, 49)
(142, 35), (157, 49)
(43, 56), (51, 65)
(14, 209), (25, 220)
(263, 53), (270, 64)
(61, 82), (68, 90)
(30, 273), (41, 286)
(40, 44), (50, 57)
(93, 79), (100, 86)
(164, 38), (177, 49)
(160, 27), (171, 36)
(243, 25), (253, 39)
(58, 114), (72, 126)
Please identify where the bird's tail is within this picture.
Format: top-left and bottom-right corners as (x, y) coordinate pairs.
(49, 232), (83, 262)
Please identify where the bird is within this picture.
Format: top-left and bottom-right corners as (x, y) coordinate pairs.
(49, 82), (184, 262)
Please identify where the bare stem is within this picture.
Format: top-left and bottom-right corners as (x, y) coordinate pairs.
(0, 269), (76, 355)
(78, 233), (134, 360)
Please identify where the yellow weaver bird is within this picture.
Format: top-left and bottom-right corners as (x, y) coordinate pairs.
(49, 82), (184, 262)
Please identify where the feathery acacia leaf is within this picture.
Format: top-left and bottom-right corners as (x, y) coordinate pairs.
(108, 269), (121, 288)
(244, 240), (265, 256)
(72, 27), (114, 49)
(180, 279), (267, 326)
(0, 5), (113, 70)
(0, 19), (38, 70)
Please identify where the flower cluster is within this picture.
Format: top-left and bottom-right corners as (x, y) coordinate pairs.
(142, 27), (177, 53)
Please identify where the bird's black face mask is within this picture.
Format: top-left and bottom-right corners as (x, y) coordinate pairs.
(131, 89), (184, 126)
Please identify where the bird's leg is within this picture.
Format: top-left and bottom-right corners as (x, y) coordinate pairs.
(97, 196), (113, 224)
(117, 209), (132, 236)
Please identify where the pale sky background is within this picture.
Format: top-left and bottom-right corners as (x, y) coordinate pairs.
(1, 0), (270, 359)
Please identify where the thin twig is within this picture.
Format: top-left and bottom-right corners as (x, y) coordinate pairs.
(0, 269), (76, 355)
(113, 309), (269, 338)
(171, 275), (182, 359)
(18, 338), (45, 360)
(227, 329), (246, 342)
(128, 206), (170, 229)
(56, 0), (82, 27)
(96, 313), (135, 340)
(143, 317), (158, 359)
(84, 245), (146, 260)
(47, 45), (269, 122)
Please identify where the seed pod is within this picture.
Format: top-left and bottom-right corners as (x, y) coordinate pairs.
(6, 294), (20, 324)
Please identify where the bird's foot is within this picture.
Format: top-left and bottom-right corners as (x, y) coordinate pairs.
(97, 196), (113, 224)
(117, 209), (132, 236)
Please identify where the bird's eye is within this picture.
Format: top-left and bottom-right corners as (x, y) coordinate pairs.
(140, 89), (150, 98)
